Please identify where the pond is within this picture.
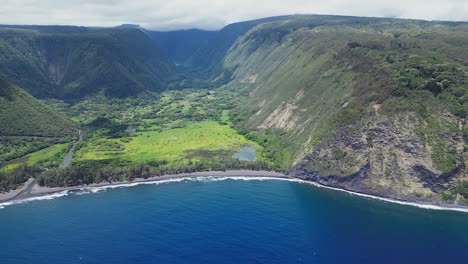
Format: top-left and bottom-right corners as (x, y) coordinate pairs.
(232, 146), (257, 161)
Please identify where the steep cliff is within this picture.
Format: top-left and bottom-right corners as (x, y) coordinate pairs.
(192, 15), (468, 204)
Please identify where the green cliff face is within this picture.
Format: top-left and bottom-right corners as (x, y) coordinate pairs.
(192, 15), (467, 203)
(145, 29), (216, 65)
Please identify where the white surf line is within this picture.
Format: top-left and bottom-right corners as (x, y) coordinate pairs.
(0, 177), (196, 208)
(0, 190), (71, 209)
(198, 176), (468, 212)
(278, 178), (468, 213)
(1, 176), (467, 213)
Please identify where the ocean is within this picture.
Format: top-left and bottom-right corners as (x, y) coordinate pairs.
(1, 177), (467, 263)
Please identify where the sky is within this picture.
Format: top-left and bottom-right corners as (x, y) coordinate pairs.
(0, 0), (467, 30)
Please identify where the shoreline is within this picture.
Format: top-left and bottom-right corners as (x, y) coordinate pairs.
(0, 170), (288, 204)
(1, 170), (468, 213)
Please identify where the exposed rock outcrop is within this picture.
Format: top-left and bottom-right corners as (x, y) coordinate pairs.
(290, 111), (467, 204)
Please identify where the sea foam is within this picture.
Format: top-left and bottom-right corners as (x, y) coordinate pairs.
(1, 176), (467, 213)
(0, 190), (70, 209)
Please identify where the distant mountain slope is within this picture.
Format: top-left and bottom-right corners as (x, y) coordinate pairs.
(0, 26), (176, 99)
(195, 15), (467, 203)
(146, 29), (216, 64)
(0, 79), (77, 137)
(186, 16), (297, 79)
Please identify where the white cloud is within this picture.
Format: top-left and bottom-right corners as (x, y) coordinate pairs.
(0, 0), (466, 30)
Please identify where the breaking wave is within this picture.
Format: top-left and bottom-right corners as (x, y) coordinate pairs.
(1, 176), (467, 213)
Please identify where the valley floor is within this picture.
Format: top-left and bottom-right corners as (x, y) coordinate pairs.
(1, 88), (268, 174)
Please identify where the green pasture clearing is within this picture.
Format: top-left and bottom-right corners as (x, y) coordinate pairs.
(75, 121), (262, 165)
(1, 143), (70, 171)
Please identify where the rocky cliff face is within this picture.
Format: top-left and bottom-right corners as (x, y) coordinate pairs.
(290, 110), (467, 204)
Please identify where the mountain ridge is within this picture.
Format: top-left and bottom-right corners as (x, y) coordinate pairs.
(0, 26), (176, 99)
(186, 14), (467, 203)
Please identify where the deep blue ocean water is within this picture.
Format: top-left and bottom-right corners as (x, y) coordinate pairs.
(1, 178), (467, 264)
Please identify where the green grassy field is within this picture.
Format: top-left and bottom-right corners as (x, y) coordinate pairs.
(1, 143), (70, 171)
(74, 121), (262, 165)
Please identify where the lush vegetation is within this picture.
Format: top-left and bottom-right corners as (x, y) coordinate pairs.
(456, 181), (468, 200)
(196, 15), (467, 175)
(184, 15), (467, 203)
(350, 34), (468, 117)
(0, 166), (42, 193)
(64, 87), (267, 169)
(37, 159), (272, 188)
(146, 29), (216, 64)
(1, 143), (71, 172)
(0, 79), (77, 182)
(74, 121), (262, 165)
(0, 26), (176, 99)
(0, 86), (272, 190)
(0, 80), (77, 137)
(0, 87), (272, 190)
(0, 15), (466, 205)
(1, 137), (54, 164)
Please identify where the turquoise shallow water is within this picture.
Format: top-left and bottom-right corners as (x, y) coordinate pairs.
(0, 178), (467, 264)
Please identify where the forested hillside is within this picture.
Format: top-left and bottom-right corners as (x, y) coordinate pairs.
(146, 29), (216, 64)
(0, 26), (176, 99)
(189, 15), (468, 203)
(0, 79), (77, 185)
(0, 79), (77, 137)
